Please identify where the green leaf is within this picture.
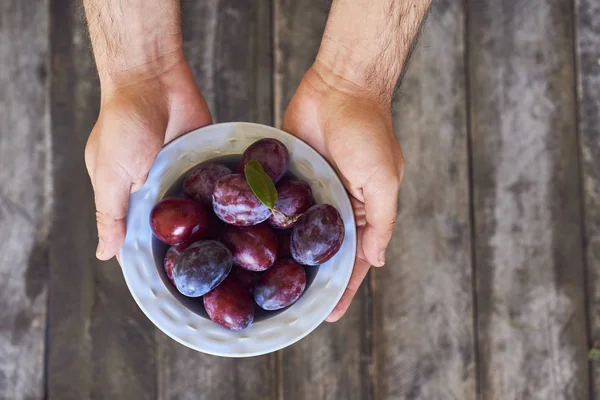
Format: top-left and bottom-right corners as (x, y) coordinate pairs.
(244, 160), (278, 209)
(589, 348), (600, 361)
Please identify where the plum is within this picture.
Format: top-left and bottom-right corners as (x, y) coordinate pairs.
(183, 163), (232, 206)
(212, 174), (271, 226)
(163, 246), (180, 284)
(229, 266), (263, 293)
(254, 259), (306, 310)
(204, 277), (254, 331)
(220, 224), (277, 271)
(291, 204), (344, 266)
(268, 179), (313, 229)
(150, 197), (210, 245)
(276, 230), (292, 260)
(173, 240), (232, 297)
(239, 138), (289, 183)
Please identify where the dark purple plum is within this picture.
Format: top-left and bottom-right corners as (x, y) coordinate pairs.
(163, 246), (180, 284)
(220, 224), (277, 271)
(212, 174), (271, 226)
(173, 240), (232, 297)
(150, 197), (210, 245)
(268, 179), (313, 229)
(204, 277), (254, 331)
(254, 259), (306, 311)
(229, 266), (262, 294)
(239, 138), (289, 183)
(276, 230), (292, 260)
(183, 163), (232, 206)
(291, 204), (344, 266)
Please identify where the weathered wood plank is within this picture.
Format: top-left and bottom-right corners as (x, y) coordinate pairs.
(157, 2), (277, 399)
(468, 0), (589, 398)
(273, 2), (374, 400)
(48, 1), (157, 398)
(576, 0), (600, 396)
(371, 2), (476, 399)
(0, 1), (49, 399)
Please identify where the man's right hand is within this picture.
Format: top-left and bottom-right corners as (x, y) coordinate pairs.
(85, 56), (212, 261)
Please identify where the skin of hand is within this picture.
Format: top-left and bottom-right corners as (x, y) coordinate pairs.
(283, 62), (403, 322)
(85, 55), (212, 260)
(83, 0), (211, 260)
(284, 0), (431, 322)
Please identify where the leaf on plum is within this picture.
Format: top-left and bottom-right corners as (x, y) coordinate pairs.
(244, 160), (278, 209)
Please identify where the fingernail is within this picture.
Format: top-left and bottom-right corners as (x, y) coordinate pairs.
(378, 250), (386, 266)
(96, 239), (104, 258)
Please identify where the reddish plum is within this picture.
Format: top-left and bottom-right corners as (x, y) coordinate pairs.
(204, 277), (254, 331)
(254, 259), (306, 310)
(239, 138), (289, 183)
(163, 246), (180, 284)
(150, 197), (210, 245)
(212, 174), (271, 226)
(220, 224), (277, 271)
(268, 179), (313, 229)
(291, 204), (344, 266)
(183, 163), (232, 206)
(173, 240), (232, 297)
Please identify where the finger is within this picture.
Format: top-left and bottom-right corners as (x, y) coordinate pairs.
(327, 256), (371, 322)
(362, 170), (400, 267)
(130, 172), (149, 193)
(355, 213), (367, 228)
(327, 228), (371, 322)
(93, 165), (131, 261)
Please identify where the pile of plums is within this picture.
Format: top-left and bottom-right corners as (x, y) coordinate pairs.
(151, 138), (345, 331)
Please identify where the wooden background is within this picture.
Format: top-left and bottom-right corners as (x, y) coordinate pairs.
(0, 0), (598, 399)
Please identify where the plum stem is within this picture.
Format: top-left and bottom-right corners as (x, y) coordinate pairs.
(270, 208), (300, 227)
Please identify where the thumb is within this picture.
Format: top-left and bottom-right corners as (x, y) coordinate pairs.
(93, 166), (132, 261)
(361, 170), (400, 267)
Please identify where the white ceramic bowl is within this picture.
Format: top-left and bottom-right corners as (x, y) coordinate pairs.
(119, 122), (356, 357)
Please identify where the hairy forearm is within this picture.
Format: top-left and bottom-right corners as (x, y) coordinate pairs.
(316, 0), (432, 102)
(83, 0), (183, 88)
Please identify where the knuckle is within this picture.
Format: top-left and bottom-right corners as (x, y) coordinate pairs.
(379, 166), (402, 186)
(347, 280), (361, 293)
(368, 170), (399, 194)
(386, 223), (396, 236)
(382, 223), (396, 238)
(96, 210), (108, 226)
(381, 219), (397, 236)
(95, 210), (120, 226)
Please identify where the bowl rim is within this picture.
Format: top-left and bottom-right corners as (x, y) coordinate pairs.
(119, 122), (356, 357)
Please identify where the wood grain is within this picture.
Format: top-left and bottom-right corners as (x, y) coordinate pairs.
(576, 0), (600, 396)
(0, 1), (50, 399)
(371, 2), (476, 399)
(468, 0), (589, 399)
(48, 1), (157, 398)
(273, 2), (375, 399)
(1, 0), (595, 397)
(156, 2), (277, 400)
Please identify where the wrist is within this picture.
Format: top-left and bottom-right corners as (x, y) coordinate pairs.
(315, 0), (432, 103)
(97, 48), (186, 98)
(314, 39), (401, 105)
(84, 0), (183, 92)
